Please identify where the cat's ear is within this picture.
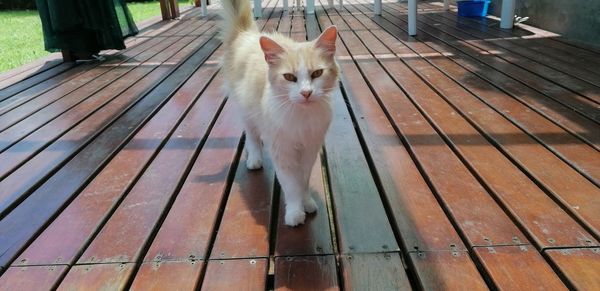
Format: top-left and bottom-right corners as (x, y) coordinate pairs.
(260, 36), (285, 65)
(315, 26), (337, 57)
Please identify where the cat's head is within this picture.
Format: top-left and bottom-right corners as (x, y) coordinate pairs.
(259, 26), (339, 104)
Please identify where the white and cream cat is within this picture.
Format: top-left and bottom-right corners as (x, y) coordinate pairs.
(219, 0), (339, 226)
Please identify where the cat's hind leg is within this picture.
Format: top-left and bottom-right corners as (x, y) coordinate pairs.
(244, 124), (263, 170)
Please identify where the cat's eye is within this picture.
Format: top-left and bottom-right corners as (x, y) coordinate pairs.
(283, 73), (297, 82)
(311, 69), (323, 79)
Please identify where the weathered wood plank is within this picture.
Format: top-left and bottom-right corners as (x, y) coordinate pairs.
(410, 251), (488, 290)
(345, 4), (600, 236)
(275, 256), (339, 290)
(129, 261), (203, 291)
(200, 259), (267, 290)
(0, 25), (217, 177)
(346, 0), (598, 249)
(14, 52), (224, 267)
(208, 148), (274, 259)
(57, 263), (134, 291)
(76, 74), (225, 265)
(340, 253), (412, 290)
(0, 265), (67, 291)
(0, 19), (206, 124)
(142, 102), (243, 262)
(0, 35), (221, 270)
(275, 155), (334, 257)
(389, 5), (600, 122)
(311, 10), (399, 255)
(356, 1), (600, 151)
(545, 248), (600, 290)
(474, 246), (567, 290)
(324, 1), (527, 248)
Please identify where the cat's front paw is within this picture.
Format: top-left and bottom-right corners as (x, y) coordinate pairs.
(246, 157), (263, 170)
(303, 197), (318, 213)
(285, 206), (306, 227)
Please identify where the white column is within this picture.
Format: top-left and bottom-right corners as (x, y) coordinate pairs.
(338, 0), (343, 10)
(307, 0), (315, 14)
(201, 0), (207, 16)
(500, 0), (516, 29)
(443, 0), (449, 10)
(408, 0), (416, 36)
(374, 0), (382, 15)
(283, 0), (288, 10)
(254, 0), (262, 17)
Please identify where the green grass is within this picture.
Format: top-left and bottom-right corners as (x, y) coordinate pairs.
(0, 0), (190, 73)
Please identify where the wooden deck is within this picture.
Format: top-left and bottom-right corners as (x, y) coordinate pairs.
(0, 0), (599, 289)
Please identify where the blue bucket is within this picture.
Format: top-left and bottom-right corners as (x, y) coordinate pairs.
(457, 0), (490, 17)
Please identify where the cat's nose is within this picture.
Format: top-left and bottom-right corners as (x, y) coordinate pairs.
(300, 90), (313, 99)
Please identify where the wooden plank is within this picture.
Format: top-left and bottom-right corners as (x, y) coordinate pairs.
(343, 5), (600, 235)
(57, 263), (134, 291)
(358, 2), (600, 150)
(309, 11), (464, 253)
(322, 1), (528, 248)
(275, 155), (334, 256)
(142, 102), (242, 262)
(0, 36), (222, 270)
(208, 147), (274, 259)
(0, 23), (214, 157)
(144, 0), (280, 264)
(395, 5), (600, 122)
(405, 5), (600, 92)
(0, 35), (162, 125)
(0, 18), (195, 116)
(424, 9), (600, 99)
(274, 256), (339, 290)
(0, 24), (214, 154)
(14, 52), (223, 267)
(0, 265), (67, 290)
(0, 63), (77, 103)
(323, 88), (399, 254)
(346, 0), (599, 249)
(200, 259), (267, 290)
(340, 253), (412, 290)
(313, 4), (398, 256)
(129, 260), (203, 291)
(545, 248), (600, 290)
(409, 251), (487, 290)
(0, 28), (219, 215)
(0, 56), (62, 89)
(474, 246), (567, 290)
(76, 74), (225, 265)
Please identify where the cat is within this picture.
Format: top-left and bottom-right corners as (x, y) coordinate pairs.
(219, 0), (339, 226)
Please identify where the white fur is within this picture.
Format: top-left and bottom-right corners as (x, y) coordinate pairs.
(220, 0), (338, 226)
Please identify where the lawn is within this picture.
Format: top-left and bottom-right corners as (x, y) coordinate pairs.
(0, 0), (190, 73)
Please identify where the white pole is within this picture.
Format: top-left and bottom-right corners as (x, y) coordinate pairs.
(201, 0), (207, 16)
(283, 0), (288, 10)
(408, 0), (416, 36)
(374, 0), (381, 15)
(254, 0), (262, 17)
(339, 0), (343, 10)
(443, 0), (449, 10)
(500, 0), (515, 29)
(307, 0), (315, 14)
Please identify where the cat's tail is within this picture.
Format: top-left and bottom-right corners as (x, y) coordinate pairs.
(219, 0), (257, 46)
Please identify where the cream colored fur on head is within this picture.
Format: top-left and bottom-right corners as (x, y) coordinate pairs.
(220, 0), (339, 226)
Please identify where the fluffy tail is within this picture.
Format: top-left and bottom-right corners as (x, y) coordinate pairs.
(219, 0), (257, 46)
